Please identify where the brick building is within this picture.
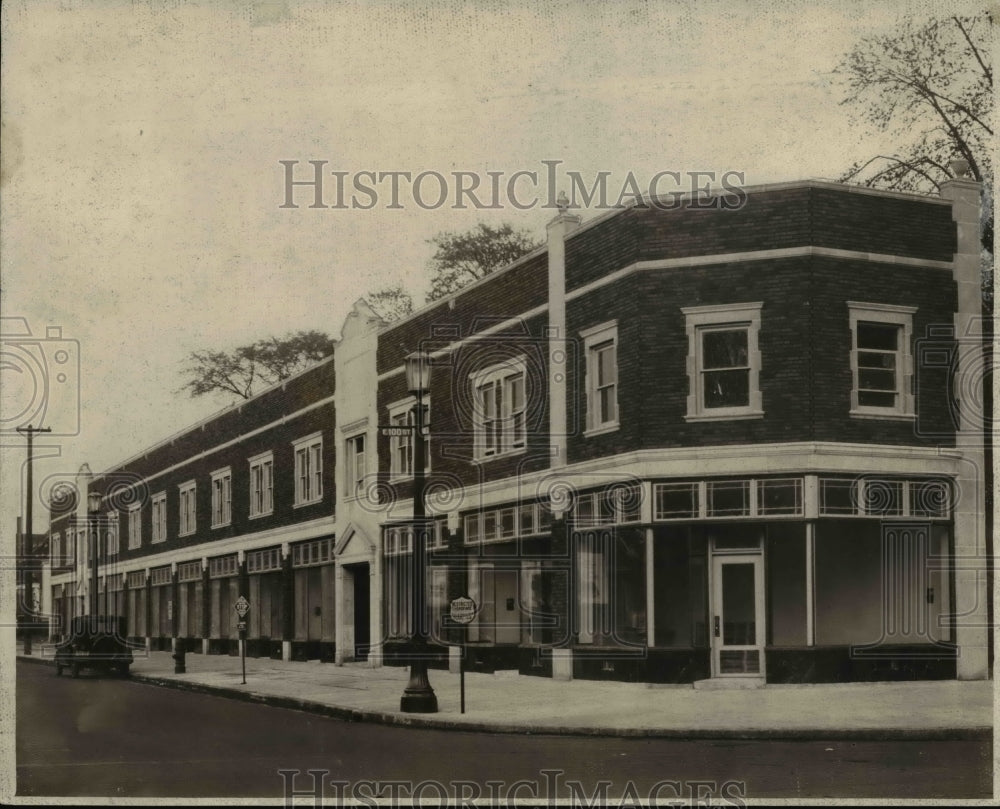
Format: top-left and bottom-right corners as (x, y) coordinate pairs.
(46, 172), (990, 685)
(48, 359), (337, 661)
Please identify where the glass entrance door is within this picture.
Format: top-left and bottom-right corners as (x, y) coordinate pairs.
(711, 555), (764, 677)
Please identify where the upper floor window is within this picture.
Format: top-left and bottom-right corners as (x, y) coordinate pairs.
(682, 302), (763, 421)
(106, 512), (119, 557)
(387, 399), (430, 479)
(211, 467), (232, 527)
(178, 481), (197, 536)
(127, 504), (142, 549)
(471, 357), (527, 460)
(151, 492), (167, 543)
(582, 321), (618, 434)
(51, 532), (62, 566)
(848, 302), (916, 419)
(249, 452), (274, 518)
(346, 434), (366, 497)
(293, 434), (323, 505)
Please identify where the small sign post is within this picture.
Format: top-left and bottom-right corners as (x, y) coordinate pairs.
(449, 596), (477, 714)
(235, 595), (250, 685)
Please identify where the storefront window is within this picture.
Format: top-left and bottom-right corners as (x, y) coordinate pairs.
(653, 527), (708, 647)
(575, 528), (645, 646)
(384, 553), (412, 639)
(815, 521), (950, 646)
(766, 523), (807, 646)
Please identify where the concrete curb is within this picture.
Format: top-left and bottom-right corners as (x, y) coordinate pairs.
(19, 655), (991, 742)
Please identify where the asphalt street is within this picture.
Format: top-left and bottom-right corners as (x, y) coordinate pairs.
(16, 661), (992, 801)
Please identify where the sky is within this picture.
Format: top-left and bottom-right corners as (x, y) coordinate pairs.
(0, 0), (982, 541)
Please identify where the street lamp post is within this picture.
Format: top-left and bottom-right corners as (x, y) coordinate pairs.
(400, 350), (438, 713)
(88, 491), (101, 617)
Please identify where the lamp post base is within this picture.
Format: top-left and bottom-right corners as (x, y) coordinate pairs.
(400, 660), (438, 713)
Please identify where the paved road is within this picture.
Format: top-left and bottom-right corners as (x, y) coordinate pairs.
(16, 661), (992, 801)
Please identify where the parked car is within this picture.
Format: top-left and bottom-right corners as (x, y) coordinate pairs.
(54, 615), (134, 678)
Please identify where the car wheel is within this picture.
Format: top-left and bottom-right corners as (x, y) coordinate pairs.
(119, 663), (130, 678)
(55, 664), (63, 677)
(71, 664), (80, 679)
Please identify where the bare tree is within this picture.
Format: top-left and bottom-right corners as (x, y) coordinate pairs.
(837, 14), (993, 317)
(837, 15), (992, 254)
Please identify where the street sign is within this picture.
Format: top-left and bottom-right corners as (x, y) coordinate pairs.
(378, 425), (430, 437)
(237, 620), (247, 632)
(234, 595), (250, 618)
(450, 596), (477, 625)
(451, 596), (478, 714)
(378, 425), (413, 437)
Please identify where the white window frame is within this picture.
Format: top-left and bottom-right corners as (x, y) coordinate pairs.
(581, 320), (619, 435)
(848, 302), (916, 419)
(178, 480), (197, 537)
(211, 467), (232, 528)
(127, 504), (142, 549)
(106, 512), (119, 557)
(51, 532), (62, 566)
(151, 492), (167, 544)
(470, 356), (528, 461)
(682, 302), (763, 421)
(249, 451), (274, 518)
(386, 398), (431, 480)
(345, 433), (366, 498)
(292, 433), (324, 506)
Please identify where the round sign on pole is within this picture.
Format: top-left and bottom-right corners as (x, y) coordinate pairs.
(449, 596), (477, 625)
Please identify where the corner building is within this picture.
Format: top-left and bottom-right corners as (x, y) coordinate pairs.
(367, 176), (988, 685)
(48, 174), (989, 685)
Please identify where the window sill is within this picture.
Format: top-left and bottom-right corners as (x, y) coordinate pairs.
(684, 410), (764, 423)
(850, 410), (916, 421)
(178, 530), (196, 538)
(293, 498), (323, 509)
(473, 447), (527, 464)
(248, 511), (274, 520)
(211, 522), (232, 530)
(387, 473), (431, 484)
(583, 423), (620, 438)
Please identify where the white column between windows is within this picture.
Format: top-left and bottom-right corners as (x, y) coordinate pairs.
(547, 205), (580, 469)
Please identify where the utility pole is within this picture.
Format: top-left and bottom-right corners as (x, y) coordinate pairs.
(16, 424), (51, 655)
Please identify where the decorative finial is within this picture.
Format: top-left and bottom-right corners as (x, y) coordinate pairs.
(556, 191), (570, 212)
(949, 158), (970, 178)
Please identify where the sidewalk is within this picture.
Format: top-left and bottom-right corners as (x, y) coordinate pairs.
(17, 644), (992, 740)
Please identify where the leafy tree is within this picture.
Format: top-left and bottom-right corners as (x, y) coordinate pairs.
(365, 284), (414, 322)
(180, 330), (336, 400)
(837, 15), (993, 256)
(425, 222), (542, 301)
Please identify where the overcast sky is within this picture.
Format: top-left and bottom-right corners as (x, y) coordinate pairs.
(0, 0), (977, 537)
